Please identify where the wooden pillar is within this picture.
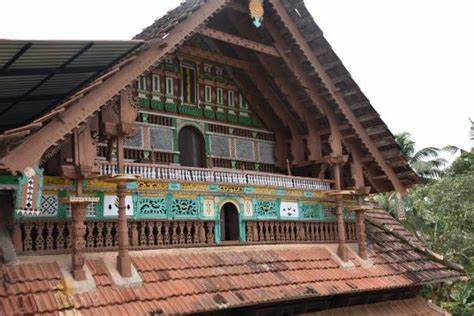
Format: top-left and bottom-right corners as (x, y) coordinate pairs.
(116, 135), (132, 278)
(71, 201), (87, 280)
(355, 209), (367, 260)
(333, 163), (349, 262)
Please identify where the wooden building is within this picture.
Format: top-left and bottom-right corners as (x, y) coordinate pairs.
(0, 0), (465, 314)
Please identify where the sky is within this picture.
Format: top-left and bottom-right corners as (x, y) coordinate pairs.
(1, 0), (473, 151)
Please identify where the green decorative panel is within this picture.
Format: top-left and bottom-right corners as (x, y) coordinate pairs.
(301, 204), (322, 219)
(227, 114), (238, 123)
(165, 103), (177, 113)
(171, 198), (198, 217)
(137, 197), (167, 217)
(238, 116), (252, 126)
(178, 104), (203, 117)
(138, 98), (150, 108)
(0, 175), (17, 185)
(204, 109), (215, 119)
(255, 200), (278, 218)
(216, 112), (226, 121)
(151, 100), (164, 111)
(322, 205), (337, 219)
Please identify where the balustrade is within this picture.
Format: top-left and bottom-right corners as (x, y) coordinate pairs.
(13, 219), (215, 255)
(245, 220), (357, 243)
(98, 161), (332, 191)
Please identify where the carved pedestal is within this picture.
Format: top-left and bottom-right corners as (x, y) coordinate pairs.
(63, 196), (100, 281)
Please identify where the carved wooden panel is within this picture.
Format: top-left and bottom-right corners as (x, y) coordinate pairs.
(258, 142), (275, 164)
(210, 134), (231, 157)
(234, 139), (255, 161)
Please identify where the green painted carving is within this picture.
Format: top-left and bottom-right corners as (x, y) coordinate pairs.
(301, 203), (322, 219)
(138, 97), (150, 108)
(216, 111), (226, 122)
(137, 197), (167, 218)
(178, 104), (203, 117)
(204, 109), (215, 119)
(142, 113), (149, 123)
(171, 198), (198, 217)
(0, 175), (18, 185)
(227, 113), (238, 123)
(254, 200), (278, 218)
(238, 116), (252, 126)
(165, 103), (177, 113)
(151, 100), (164, 111)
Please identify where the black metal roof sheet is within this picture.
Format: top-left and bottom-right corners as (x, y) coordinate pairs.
(0, 39), (143, 129)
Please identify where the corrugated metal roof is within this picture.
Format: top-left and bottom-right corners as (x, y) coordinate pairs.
(0, 39), (143, 129)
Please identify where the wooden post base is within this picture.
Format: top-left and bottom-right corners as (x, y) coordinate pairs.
(117, 254), (132, 278)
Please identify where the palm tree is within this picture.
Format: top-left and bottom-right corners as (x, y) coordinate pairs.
(395, 132), (452, 182)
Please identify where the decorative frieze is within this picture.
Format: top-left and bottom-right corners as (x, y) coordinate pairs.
(103, 195), (134, 216)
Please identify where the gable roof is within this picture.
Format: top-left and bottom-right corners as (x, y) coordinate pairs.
(0, 208), (464, 315)
(0, 0), (417, 193)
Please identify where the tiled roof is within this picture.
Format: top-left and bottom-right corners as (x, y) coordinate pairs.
(310, 296), (448, 316)
(0, 208), (463, 315)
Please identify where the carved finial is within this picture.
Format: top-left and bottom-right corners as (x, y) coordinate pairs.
(249, 0), (264, 27)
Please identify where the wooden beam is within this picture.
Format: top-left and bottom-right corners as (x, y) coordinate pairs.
(0, 0), (230, 173)
(197, 26), (280, 57)
(268, 0), (405, 193)
(177, 45), (250, 70)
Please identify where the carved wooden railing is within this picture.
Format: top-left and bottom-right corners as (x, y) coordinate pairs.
(98, 161), (332, 191)
(13, 219), (215, 255)
(245, 220), (357, 243)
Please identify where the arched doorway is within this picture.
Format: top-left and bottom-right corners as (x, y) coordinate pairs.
(220, 202), (239, 242)
(178, 126), (206, 168)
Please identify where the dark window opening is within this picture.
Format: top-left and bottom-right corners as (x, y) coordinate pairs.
(178, 126), (206, 168)
(220, 202), (239, 242)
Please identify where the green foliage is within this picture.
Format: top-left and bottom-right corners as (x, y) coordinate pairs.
(395, 131), (457, 182)
(400, 155), (473, 315)
(376, 133), (473, 315)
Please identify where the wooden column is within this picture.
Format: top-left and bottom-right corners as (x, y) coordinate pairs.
(355, 209), (367, 260)
(116, 134), (132, 277)
(333, 163), (349, 262)
(71, 198), (87, 280)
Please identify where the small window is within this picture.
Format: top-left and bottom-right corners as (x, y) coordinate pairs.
(239, 93), (248, 109)
(166, 77), (174, 96)
(216, 88), (223, 105)
(152, 74), (160, 92)
(205, 85), (212, 103)
(228, 91), (234, 108)
(138, 75), (146, 91)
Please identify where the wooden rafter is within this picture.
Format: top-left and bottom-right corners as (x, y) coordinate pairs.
(268, 0), (405, 194)
(197, 26), (280, 57)
(0, 0), (230, 173)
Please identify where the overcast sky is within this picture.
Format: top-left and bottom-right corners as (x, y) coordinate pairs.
(1, 0), (473, 151)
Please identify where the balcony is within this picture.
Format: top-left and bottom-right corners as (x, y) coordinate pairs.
(97, 161), (333, 191)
